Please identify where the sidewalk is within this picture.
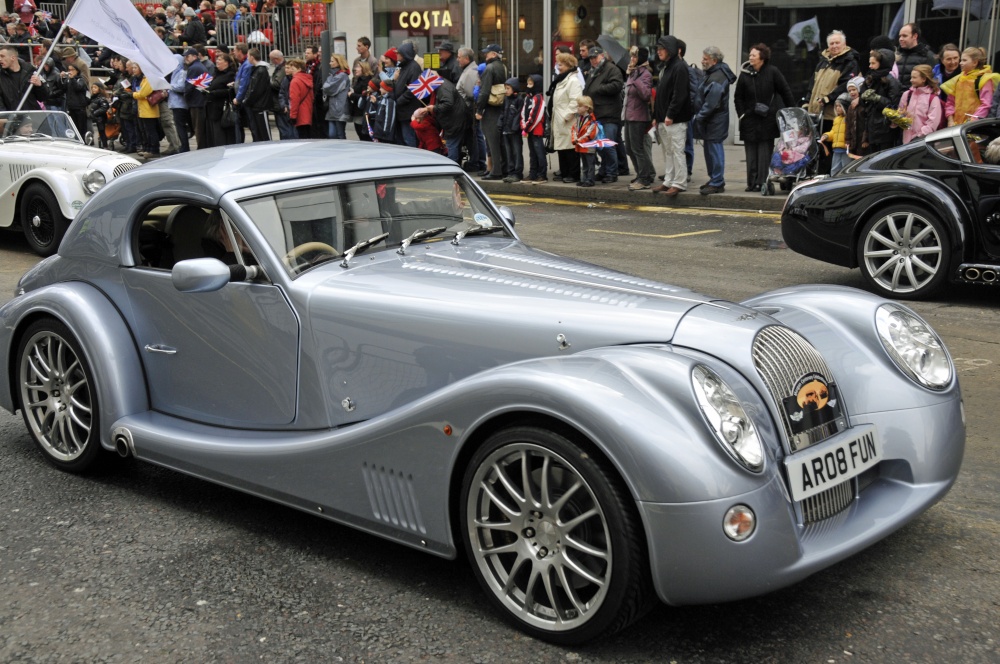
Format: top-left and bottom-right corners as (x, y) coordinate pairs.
(476, 141), (789, 213)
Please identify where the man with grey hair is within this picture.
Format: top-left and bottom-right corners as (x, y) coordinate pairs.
(807, 29), (859, 123)
(692, 46), (735, 195)
(457, 47), (484, 172)
(269, 49), (295, 139)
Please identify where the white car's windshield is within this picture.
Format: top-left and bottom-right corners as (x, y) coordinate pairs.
(240, 174), (510, 276)
(0, 110), (83, 143)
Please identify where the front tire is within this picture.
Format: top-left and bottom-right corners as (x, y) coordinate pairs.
(461, 426), (652, 644)
(857, 205), (949, 299)
(20, 183), (69, 257)
(17, 319), (103, 473)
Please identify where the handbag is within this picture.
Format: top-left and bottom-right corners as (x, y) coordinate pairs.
(488, 83), (505, 107)
(147, 89), (168, 105)
(543, 117), (554, 153)
(221, 100), (237, 129)
(753, 102), (770, 117)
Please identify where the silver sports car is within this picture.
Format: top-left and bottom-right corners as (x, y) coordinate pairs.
(0, 142), (964, 644)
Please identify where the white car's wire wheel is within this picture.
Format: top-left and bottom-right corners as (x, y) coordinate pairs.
(858, 205), (949, 299)
(461, 426), (652, 644)
(17, 319), (103, 473)
(20, 183), (69, 257)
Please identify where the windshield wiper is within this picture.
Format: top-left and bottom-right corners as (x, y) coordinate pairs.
(452, 222), (503, 245)
(397, 226), (447, 255)
(340, 232), (388, 268)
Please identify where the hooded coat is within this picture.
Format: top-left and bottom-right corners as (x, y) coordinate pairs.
(323, 68), (352, 122)
(392, 42), (424, 122)
(808, 45), (860, 120)
(624, 54), (653, 122)
(734, 60), (795, 143)
(693, 60), (736, 142)
(289, 69), (314, 126)
(432, 78), (467, 139)
(861, 48), (903, 146)
(652, 36), (691, 124)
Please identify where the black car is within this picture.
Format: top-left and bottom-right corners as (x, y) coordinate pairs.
(782, 118), (1000, 299)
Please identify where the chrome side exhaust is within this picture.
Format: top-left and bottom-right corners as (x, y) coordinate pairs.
(959, 264), (1000, 284)
(112, 427), (135, 458)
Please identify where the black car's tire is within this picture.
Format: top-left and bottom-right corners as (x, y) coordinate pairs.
(16, 318), (104, 473)
(20, 183), (69, 257)
(857, 205), (949, 300)
(460, 425), (653, 645)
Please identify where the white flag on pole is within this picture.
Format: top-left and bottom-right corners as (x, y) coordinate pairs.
(788, 16), (821, 52)
(64, 0), (176, 89)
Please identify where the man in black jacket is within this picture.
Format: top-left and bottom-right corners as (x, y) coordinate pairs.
(651, 36), (691, 197)
(897, 23), (936, 90)
(243, 48), (273, 141)
(427, 77), (467, 164)
(437, 41), (461, 84)
(392, 41), (423, 148)
(182, 48), (209, 149)
(0, 45), (48, 111)
(475, 44), (507, 180)
(583, 46), (624, 183)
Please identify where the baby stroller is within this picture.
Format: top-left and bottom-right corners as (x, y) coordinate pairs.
(762, 107), (820, 196)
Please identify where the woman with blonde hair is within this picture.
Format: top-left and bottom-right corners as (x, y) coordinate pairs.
(323, 52), (352, 139)
(551, 51), (583, 183)
(130, 61), (161, 158)
(898, 64), (942, 143)
(942, 46), (1000, 125)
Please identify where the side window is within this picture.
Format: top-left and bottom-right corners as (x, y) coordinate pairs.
(135, 203), (257, 271)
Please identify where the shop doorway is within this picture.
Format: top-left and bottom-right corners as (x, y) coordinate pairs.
(475, 0), (544, 79)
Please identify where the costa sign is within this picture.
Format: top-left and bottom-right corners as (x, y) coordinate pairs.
(397, 9), (453, 29)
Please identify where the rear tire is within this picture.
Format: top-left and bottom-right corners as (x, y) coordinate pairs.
(20, 183), (69, 257)
(460, 425), (653, 644)
(16, 318), (104, 473)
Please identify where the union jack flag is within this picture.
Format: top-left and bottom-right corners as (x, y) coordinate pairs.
(579, 138), (618, 149)
(407, 69), (443, 100)
(187, 72), (213, 90)
(35, 10), (52, 21)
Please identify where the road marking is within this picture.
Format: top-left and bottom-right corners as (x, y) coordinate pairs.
(488, 193), (781, 220)
(587, 229), (722, 239)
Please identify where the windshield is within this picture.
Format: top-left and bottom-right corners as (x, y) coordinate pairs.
(0, 110), (83, 143)
(239, 174), (510, 276)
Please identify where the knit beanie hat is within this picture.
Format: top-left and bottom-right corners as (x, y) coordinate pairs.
(505, 76), (519, 91)
(383, 47), (398, 64)
(636, 47), (649, 67)
(847, 76), (865, 91)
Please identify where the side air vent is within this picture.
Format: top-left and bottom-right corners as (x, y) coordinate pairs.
(362, 463), (426, 534)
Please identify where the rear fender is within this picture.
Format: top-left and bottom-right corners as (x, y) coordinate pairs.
(0, 282), (148, 451)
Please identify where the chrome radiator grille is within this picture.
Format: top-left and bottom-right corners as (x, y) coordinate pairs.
(753, 325), (859, 524)
(112, 163), (139, 178)
(752, 325), (844, 452)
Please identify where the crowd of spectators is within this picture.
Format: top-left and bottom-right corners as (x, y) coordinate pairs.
(0, 7), (992, 184)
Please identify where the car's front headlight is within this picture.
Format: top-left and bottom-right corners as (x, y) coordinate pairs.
(875, 304), (952, 390)
(692, 365), (763, 472)
(82, 170), (106, 195)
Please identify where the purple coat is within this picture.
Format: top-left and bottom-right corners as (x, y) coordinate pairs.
(624, 64), (652, 122)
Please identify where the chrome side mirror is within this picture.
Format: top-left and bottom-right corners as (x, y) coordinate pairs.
(172, 258), (232, 293)
(498, 205), (515, 227)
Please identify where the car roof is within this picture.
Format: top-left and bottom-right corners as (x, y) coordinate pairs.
(134, 140), (458, 197)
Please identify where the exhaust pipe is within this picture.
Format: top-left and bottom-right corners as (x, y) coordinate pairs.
(983, 270), (997, 283)
(965, 267), (981, 281)
(112, 427), (134, 458)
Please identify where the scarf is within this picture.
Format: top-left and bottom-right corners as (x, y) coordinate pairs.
(547, 67), (575, 96)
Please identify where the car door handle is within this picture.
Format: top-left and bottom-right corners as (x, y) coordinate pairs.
(144, 344), (177, 355)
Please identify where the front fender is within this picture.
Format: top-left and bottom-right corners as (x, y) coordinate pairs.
(783, 172), (967, 269)
(17, 171), (89, 221)
(0, 282), (148, 452)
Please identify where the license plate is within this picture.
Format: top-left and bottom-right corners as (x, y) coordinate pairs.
(784, 425), (881, 502)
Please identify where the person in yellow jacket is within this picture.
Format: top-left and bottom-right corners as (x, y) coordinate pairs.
(130, 61), (162, 158)
(941, 46), (1000, 126)
(820, 94), (849, 173)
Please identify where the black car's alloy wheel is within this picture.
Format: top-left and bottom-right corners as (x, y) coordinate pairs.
(858, 205), (948, 299)
(461, 426), (652, 644)
(17, 319), (103, 473)
(20, 183), (69, 257)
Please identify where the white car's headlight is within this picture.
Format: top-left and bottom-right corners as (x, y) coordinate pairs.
(692, 365), (763, 472)
(875, 304), (952, 390)
(82, 170), (106, 194)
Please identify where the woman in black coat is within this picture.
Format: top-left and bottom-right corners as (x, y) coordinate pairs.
(860, 48), (903, 153)
(734, 43), (795, 192)
(205, 52), (238, 148)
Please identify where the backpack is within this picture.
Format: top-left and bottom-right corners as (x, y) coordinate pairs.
(372, 94), (396, 142)
(688, 63), (706, 113)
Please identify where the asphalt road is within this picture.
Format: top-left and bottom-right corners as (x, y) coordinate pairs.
(0, 199), (997, 663)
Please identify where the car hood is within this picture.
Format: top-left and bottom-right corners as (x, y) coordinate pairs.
(300, 240), (726, 353)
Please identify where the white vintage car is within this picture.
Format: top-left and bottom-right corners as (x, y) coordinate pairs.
(0, 110), (140, 256)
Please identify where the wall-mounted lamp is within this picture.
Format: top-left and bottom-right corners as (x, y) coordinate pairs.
(518, 15), (526, 30)
(496, 17), (502, 30)
(631, 17), (638, 31)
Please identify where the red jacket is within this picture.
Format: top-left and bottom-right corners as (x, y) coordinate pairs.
(289, 71), (314, 127)
(520, 93), (545, 137)
(571, 112), (598, 153)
